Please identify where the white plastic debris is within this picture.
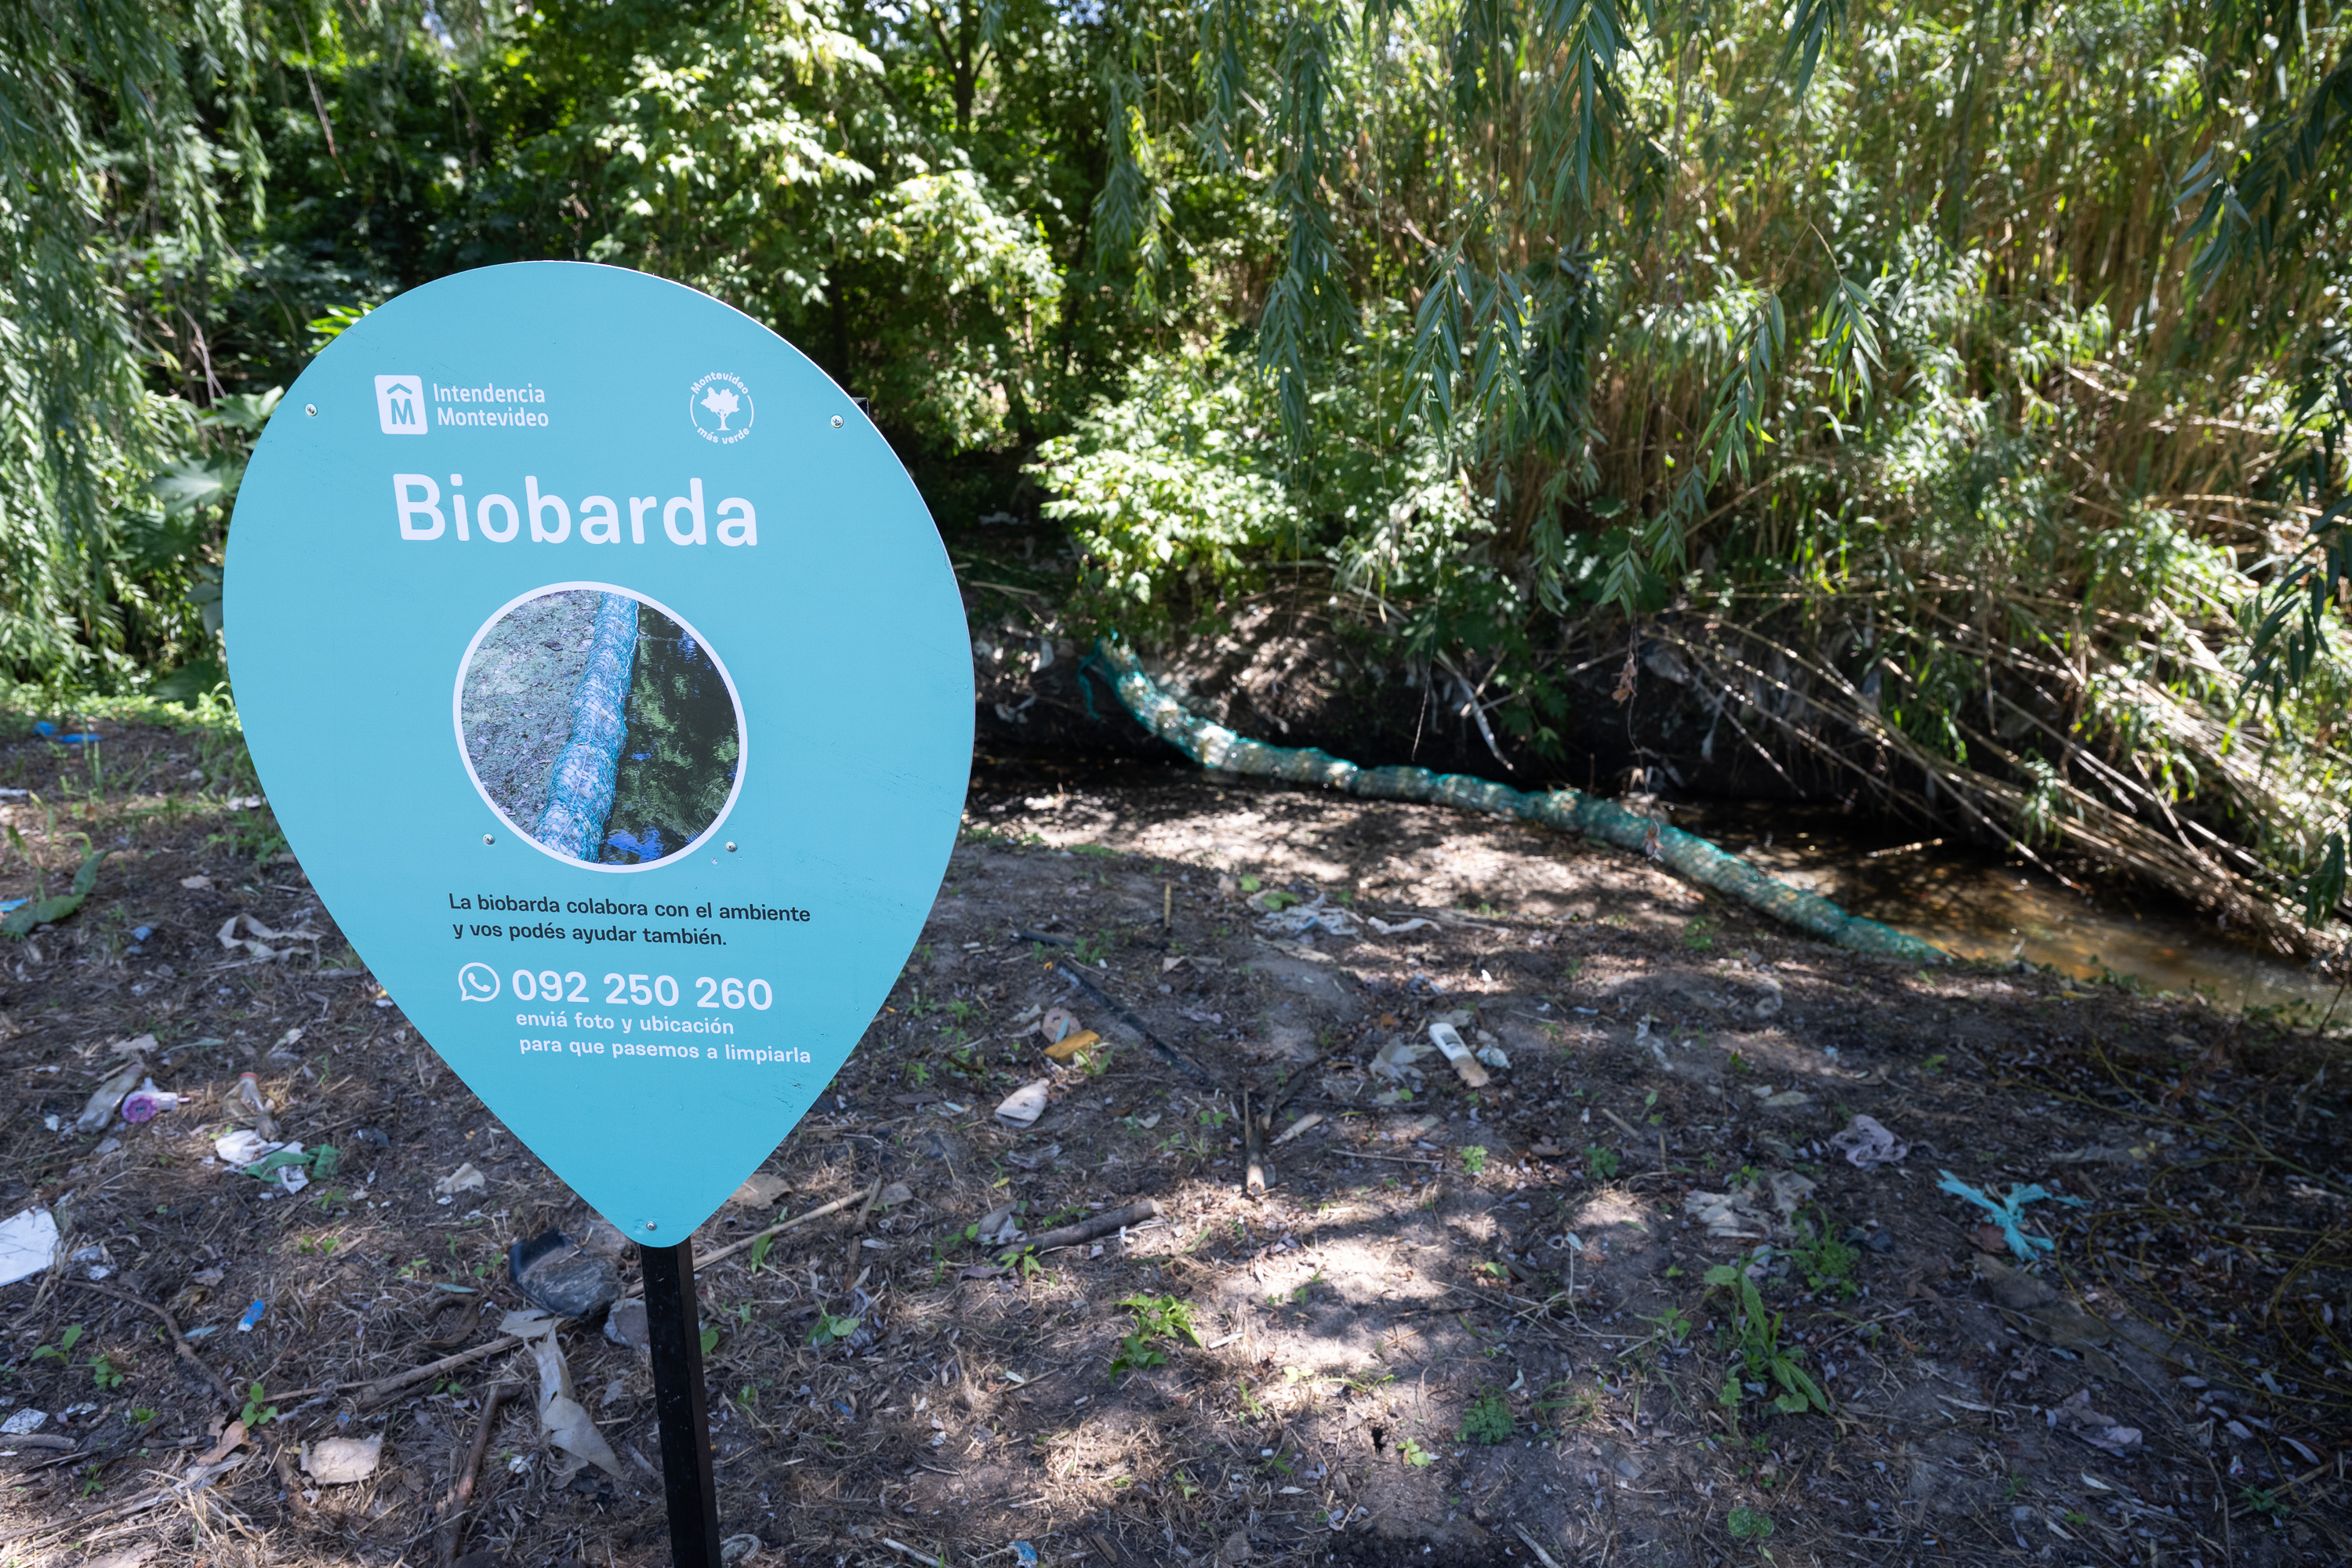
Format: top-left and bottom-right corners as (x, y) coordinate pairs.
(1634, 1015), (1670, 1071)
(1368, 1037), (1431, 1083)
(434, 1162), (486, 1198)
(0, 1409), (46, 1436)
(532, 1328), (622, 1481)
(1475, 1045), (1511, 1070)
(993, 1080), (1051, 1127)
(74, 1064), (143, 1133)
(213, 1131), (308, 1193)
(1257, 895), (1357, 938)
(1271, 1113), (1323, 1147)
(300, 1434), (383, 1485)
(1683, 1189), (1769, 1240)
(1766, 1170), (1818, 1218)
(2051, 1389), (2142, 1454)
(0, 1208), (60, 1287)
(500, 1308), (560, 1339)
(1367, 916), (1436, 935)
(1426, 1022), (1490, 1088)
(1828, 1113), (1909, 1168)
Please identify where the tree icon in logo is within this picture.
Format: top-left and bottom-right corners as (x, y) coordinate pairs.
(689, 372), (753, 443)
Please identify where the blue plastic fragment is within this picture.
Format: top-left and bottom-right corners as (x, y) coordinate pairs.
(31, 722), (53, 738)
(236, 1298), (267, 1332)
(604, 827), (664, 861)
(183, 1323), (219, 1339)
(1013, 1545), (1039, 1568)
(31, 722), (100, 743)
(0, 900), (25, 915)
(131, 926), (152, 943)
(1936, 1171), (2085, 1261)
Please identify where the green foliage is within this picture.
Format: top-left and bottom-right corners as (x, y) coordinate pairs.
(241, 1381), (278, 1428)
(1398, 1436), (1436, 1466)
(1460, 1388), (1514, 1446)
(1458, 1145), (1488, 1176)
(1, 849), (111, 938)
(1785, 1210), (1859, 1300)
(9, 0), (2352, 950)
(808, 1312), (861, 1349)
(1726, 1504), (1776, 1544)
(1584, 1145), (1621, 1181)
(1704, 1265), (1829, 1421)
(1109, 1291), (1203, 1377)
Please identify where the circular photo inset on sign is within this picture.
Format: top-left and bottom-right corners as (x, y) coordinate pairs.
(455, 583), (746, 870)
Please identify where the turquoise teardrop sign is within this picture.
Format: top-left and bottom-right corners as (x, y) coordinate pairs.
(226, 263), (972, 1240)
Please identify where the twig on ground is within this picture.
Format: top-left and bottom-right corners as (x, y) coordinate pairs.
(67, 1280), (238, 1410)
(997, 1200), (1162, 1261)
(436, 1381), (520, 1568)
(691, 1186), (872, 1272)
(1013, 939), (1223, 1091)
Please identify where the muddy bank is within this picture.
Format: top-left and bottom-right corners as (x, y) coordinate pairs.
(0, 720), (2345, 1567)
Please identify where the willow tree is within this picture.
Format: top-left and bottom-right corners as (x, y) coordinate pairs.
(1042, 0), (2352, 947)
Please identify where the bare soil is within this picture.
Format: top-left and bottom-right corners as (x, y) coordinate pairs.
(0, 721), (2345, 1568)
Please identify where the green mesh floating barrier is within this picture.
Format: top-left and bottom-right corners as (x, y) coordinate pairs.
(1094, 641), (1944, 962)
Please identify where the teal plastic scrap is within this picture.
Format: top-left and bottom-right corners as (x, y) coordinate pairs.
(1094, 639), (1947, 963)
(1936, 1171), (2085, 1261)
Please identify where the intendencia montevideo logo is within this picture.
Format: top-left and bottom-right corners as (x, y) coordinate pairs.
(376, 375), (427, 435)
(689, 372), (753, 445)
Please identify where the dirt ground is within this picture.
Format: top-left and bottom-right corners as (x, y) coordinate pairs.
(0, 718), (2347, 1568)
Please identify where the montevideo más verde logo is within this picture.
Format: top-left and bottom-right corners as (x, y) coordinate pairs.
(688, 372), (753, 445)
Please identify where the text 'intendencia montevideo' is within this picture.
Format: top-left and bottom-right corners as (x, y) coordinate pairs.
(391, 474), (757, 546)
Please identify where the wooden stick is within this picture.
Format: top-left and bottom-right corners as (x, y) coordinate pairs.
(996, 1200), (1161, 1261)
(343, 1188), (869, 1408)
(67, 1280), (239, 1410)
(1242, 1088), (1268, 1196)
(67, 1279), (307, 1513)
(689, 1185), (869, 1272)
(436, 1382), (520, 1568)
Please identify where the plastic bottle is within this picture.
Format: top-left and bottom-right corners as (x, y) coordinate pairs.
(234, 1073), (278, 1140)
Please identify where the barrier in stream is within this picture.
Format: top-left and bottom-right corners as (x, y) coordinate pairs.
(1093, 641), (1945, 962)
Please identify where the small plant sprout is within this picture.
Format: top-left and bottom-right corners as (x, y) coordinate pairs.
(1461, 1388), (1514, 1445)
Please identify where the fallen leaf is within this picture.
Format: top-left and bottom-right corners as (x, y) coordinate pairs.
(195, 1421), (248, 1466)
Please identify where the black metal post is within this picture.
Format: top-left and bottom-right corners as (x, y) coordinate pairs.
(641, 1240), (722, 1568)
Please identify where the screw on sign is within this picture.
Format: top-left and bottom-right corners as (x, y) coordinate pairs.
(225, 263), (971, 1566)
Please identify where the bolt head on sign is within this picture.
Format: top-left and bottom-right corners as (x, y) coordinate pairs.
(226, 263), (972, 1238)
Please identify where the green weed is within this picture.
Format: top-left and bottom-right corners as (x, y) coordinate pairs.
(1460, 1388), (1514, 1445)
(1704, 1264), (1829, 1421)
(808, 1312), (861, 1349)
(1109, 1292), (1203, 1377)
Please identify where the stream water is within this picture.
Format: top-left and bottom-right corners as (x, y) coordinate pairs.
(1674, 801), (2339, 1017)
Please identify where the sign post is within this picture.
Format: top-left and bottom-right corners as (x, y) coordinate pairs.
(224, 262), (972, 1559)
(641, 1243), (722, 1568)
